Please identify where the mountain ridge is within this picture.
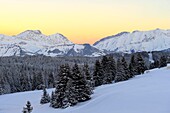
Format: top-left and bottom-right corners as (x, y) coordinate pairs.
(0, 30), (105, 57)
(94, 28), (170, 53)
(0, 29), (170, 57)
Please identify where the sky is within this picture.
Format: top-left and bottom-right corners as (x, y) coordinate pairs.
(0, 0), (170, 44)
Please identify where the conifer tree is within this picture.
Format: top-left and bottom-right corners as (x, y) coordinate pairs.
(26, 101), (33, 113)
(0, 76), (5, 95)
(48, 72), (54, 88)
(154, 60), (160, 68)
(83, 63), (94, 92)
(93, 60), (103, 86)
(0, 85), (4, 95)
(121, 57), (131, 80)
(40, 88), (50, 104)
(149, 62), (155, 69)
(66, 79), (78, 106)
(129, 54), (137, 77)
(115, 59), (126, 82)
(50, 65), (70, 108)
(50, 91), (55, 106)
(159, 56), (167, 68)
(71, 63), (91, 102)
(32, 71), (44, 90)
(19, 72), (30, 91)
(22, 101), (33, 113)
(108, 56), (116, 81)
(136, 53), (146, 74)
(36, 72), (44, 89)
(101, 56), (113, 84)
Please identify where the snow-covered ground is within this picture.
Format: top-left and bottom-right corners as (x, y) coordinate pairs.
(0, 65), (170, 113)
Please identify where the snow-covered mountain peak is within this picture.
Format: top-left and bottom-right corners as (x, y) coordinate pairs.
(94, 31), (129, 46)
(16, 30), (46, 41)
(48, 33), (73, 45)
(94, 28), (170, 53)
(17, 30), (42, 36)
(0, 30), (104, 57)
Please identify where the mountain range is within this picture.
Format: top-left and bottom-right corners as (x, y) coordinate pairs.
(0, 30), (104, 57)
(0, 28), (170, 57)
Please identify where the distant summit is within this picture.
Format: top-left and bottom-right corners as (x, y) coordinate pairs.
(0, 30), (105, 57)
(0, 29), (169, 57)
(94, 29), (170, 53)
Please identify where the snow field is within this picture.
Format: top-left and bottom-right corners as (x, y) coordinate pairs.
(0, 66), (170, 113)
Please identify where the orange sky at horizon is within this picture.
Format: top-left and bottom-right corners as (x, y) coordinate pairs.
(0, 0), (170, 44)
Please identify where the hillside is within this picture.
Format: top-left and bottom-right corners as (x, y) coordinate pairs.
(0, 65), (170, 113)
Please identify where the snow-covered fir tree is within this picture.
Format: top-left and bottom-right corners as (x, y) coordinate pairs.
(101, 56), (113, 84)
(108, 56), (116, 81)
(159, 56), (167, 68)
(71, 63), (91, 102)
(50, 65), (70, 108)
(48, 72), (55, 88)
(22, 101), (33, 113)
(32, 71), (44, 90)
(129, 54), (137, 77)
(19, 70), (30, 92)
(51, 63), (92, 108)
(40, 88), (50, 104)
(83, 63), (94, 92)
(121, 57), (131, 80)
(0, 76), (5, 95)
(50, 91), (55, 106)
(93, 60), (104, 87)
(65, 78), (78, 106)
(150, 60), (160, 69)
(0, 85), (4, 95)
(136, 53), (146, 74)
(115, 58), (126, 82)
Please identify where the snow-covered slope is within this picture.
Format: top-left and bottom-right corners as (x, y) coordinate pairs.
(94, 29), (170, 53)
(0, 30), (104, 57)
(1, 65), (170, 113)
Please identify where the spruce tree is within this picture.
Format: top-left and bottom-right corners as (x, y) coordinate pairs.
(19, 72), (30, 91)
(26, 101), (33, 113)
(50, 91), (55, 106)
(32, 71), (43, 90)
(83, 63), (94, 92)
(129, 54), (137, 77)
(149, 62), (155, 69)
(71, 63), (91, 102)
(48, 72), (54, 88)
(159, 56), (167, 68)
(50, 65), (70, 108)
(93, 60), (103, 87)
(121, 57), (131, 80)
(101, 56), (113, 84)
(40, 88), (50, 104)
(22, 101), (33, 113)
(154, 60), (160, 68)
(36, 72), (44, 89)
(115, 59), (126, 82)
(108, 56), (116, 81)
(66, 79), (78, 106)
(0, 76), (5, 95)
(0, 85), (4, 95)
(136, 53), (146, 74)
